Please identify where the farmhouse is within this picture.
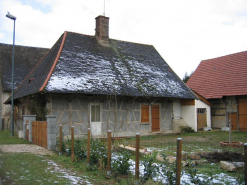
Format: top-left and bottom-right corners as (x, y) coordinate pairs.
(7, 15), (197, 137)
(0, 43), (48, 130)
(187, 51), (247, 131)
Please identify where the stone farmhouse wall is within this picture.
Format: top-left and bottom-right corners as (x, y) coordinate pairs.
(47, 94), (173, 137)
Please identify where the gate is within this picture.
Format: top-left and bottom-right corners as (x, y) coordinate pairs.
(32, 121), (47, 148)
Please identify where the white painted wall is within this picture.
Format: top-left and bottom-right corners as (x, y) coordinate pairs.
(181, 104), (196, 131)
(181, 99), (211, 132)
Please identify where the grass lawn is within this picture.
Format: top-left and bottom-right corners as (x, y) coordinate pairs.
(0, 130), (30, 144)
(116, 131), (247, 154)
(0, 130), (246, 184)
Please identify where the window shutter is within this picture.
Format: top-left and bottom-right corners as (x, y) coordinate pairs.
(141, 105), (149, 123)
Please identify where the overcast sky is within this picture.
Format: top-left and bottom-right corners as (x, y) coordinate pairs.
(1, 0), (247, 79)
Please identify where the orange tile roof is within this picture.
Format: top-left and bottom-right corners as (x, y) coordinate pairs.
(187, 50), (247, 99)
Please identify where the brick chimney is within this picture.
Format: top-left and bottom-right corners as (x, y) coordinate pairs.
(95, 15), (109, 46)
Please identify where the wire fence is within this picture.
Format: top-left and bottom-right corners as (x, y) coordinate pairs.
(57, 126), (246, 184)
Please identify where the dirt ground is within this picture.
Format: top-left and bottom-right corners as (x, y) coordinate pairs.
(0, 144), (54, 155)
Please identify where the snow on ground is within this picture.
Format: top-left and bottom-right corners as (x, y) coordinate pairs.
(129, 159), (240, 184)
(43, 157), (92, 185)
(112, 152), (241, 185)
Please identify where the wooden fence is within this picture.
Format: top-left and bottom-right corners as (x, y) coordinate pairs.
(32, 121), (47, 148)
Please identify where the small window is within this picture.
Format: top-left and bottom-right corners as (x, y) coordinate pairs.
(141, 105), (150, 123)
(91, 105), (101, 122)
(197, 108), (206, 114)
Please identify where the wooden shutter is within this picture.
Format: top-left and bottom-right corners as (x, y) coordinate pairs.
(141, 105), (149, 123)
(151, 105), (160, 132)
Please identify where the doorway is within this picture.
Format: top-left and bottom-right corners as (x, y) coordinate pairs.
(151, 105), (160, 132)
(197, 108), (207, 130)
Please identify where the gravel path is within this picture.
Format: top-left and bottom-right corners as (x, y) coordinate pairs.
(0, 144), (54, 155)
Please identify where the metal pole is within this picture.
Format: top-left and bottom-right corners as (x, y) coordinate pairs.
(135, 133), (140, 181)
(87, 128), (91, 165)
(244, 143), (247, 185)
(176, 138), (182, 185)
(11, 19), (15, 136)
(107, 130), (112, 176)
(6, 12), (16, 136)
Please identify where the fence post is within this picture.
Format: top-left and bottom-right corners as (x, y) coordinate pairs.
(26, 124), (29, 141)
(46, 115), (56, 151)
(87, 128), (91, 165)
(244, 143), (247, 184)
(107, 130), (112, 176)
(59, 124), (62, 155)
(0, 117), (2, 131)
(22, 115), (36, 142)
(176, 138), (182, 185)
(71, 126), (74, 162)
(135, 133), (140, 181)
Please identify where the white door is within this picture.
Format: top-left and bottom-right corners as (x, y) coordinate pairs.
(173, 101), (181, 119)
(90, 104), (102, 135)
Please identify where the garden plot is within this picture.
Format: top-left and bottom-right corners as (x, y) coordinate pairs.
(112, 148), (244, 185)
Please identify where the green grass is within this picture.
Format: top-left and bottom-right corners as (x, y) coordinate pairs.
(115, 131), (247, 155)
(0, 130), (132, 185)
(0, 152), (78, 185)
(0, 130), (246, 184)
(0, 130), (30, 144)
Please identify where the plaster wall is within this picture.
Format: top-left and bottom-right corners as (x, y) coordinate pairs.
(181, 105), (196, 130)
(173, 100), (181, 119)
(1, 91), (11, 129)
(48, 94), (173, 137)
(2, 92), (11, 117)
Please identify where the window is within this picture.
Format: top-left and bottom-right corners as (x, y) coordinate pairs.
(141, 105), (150, 123)
(91, 105), (101, 122)
(197, 108), (206, 114)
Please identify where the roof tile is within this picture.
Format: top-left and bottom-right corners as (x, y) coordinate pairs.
(187, 50), (247, 99)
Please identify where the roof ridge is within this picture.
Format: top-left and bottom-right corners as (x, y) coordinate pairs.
(0, 43), (48, 50)
(201, 50), (247, 62)
(66, 31), (153, 47)
(39, 31), (68, 91)
(11, 45), (51, 95)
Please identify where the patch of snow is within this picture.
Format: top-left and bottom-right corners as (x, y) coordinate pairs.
(113, 152), (241, 185)
(47, 159), (92, 185)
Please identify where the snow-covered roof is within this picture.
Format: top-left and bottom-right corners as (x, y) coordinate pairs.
(12, 31), (196, 100)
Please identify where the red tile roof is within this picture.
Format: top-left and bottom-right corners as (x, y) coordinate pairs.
(187, 50), (247, 99)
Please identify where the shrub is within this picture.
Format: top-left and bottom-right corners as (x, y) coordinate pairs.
(74, 138), (87, 160)
(180, 126), (194, 133)
(141, 151), (158, 183)
(112, 150), (131, 174)
(90, 139), (107, 166)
